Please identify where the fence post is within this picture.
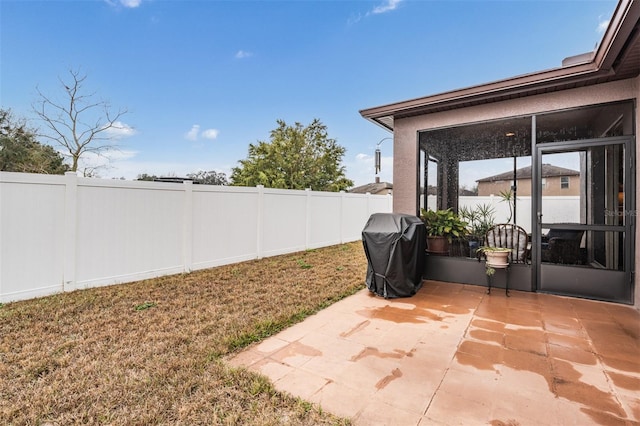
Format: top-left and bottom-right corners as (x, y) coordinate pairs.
(183, 180), (193, 273)
(256, 185), (264, 259)
(339, 190), (345, 244)
(305, 188), (312, 249)
(0, 174), (4, 299)
(63, 172), (78, 292)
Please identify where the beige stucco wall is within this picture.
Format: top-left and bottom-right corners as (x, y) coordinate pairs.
(372, 189), (393, 196)
(392, 122), (420, 215)
(391, 76), (639, 307)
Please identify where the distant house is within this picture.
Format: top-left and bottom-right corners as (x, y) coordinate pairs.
(477, 164), (580, 196)
(152, 177), (198, 184)
(349, 177), (392, 195)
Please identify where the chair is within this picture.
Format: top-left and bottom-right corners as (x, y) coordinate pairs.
(541, 228), (584, 265)
(482, 224), (529, 296)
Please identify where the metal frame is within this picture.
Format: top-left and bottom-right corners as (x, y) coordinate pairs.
(533, 134), (635, 303)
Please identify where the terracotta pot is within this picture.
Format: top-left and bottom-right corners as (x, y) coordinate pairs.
(427, 236), (449, 256)
(486, 251), (510, 268)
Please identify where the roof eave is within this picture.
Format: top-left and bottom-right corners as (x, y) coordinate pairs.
(360, 62), (601, 120)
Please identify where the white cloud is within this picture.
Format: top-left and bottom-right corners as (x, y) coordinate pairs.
(115, 150), (138, 161)
(597, 18), (609, 34)
(347, 13), (363, 26)
(201, 129), (220, 140)
(371, 0), (402, 15)
(105, 0), (142, 8)
(235, 50), (253, 59)
(102, 121), (137, 139)
(185, 125), (200, 141)
(120, 0), (142, 8)
(184, 125), (219, 141)
(73, 149), (138, 177)
(346, 152), (393, 187)
(351, 0), (402, 25)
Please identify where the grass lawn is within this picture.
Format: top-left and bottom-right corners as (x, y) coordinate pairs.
(1, 242), (367, 425)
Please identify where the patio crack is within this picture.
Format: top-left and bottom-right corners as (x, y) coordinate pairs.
(423, 306), (477, 416)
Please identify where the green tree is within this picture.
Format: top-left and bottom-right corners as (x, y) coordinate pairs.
(136, 173), (159, 181)
(230, 119), (353, 191)
(0, 108), (68, 174)
(187, 170), (228, 185)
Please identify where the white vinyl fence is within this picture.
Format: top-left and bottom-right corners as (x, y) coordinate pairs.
(426, 195), (580, 234)
(0, 172), (392, 303)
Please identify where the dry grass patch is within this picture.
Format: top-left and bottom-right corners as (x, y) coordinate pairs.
(1, 242), (367, 425)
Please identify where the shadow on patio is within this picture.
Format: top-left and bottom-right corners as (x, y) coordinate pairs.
(229, 280), (640, 425)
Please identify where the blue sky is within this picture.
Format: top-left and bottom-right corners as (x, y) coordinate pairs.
(1, 0), (616, 187)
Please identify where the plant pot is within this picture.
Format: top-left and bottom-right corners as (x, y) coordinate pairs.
(427, 236), (449, 256)
(468, 237), (483, 258)
(485, 251), (510, 268)
(449, 237), (468, 258)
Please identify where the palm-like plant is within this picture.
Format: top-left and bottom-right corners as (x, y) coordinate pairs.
(459, 203), (496, 240)
(499, 190), (515, 224)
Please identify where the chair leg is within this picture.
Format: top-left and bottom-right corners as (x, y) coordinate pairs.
(505, 267), (510, 297)
(486, 273), (492, 295)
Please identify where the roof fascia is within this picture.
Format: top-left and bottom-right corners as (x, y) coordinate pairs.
(360, 62), (599, 119)
(593, 0), (638, 70)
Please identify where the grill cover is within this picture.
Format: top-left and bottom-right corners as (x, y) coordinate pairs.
(362, 213), (426, 298)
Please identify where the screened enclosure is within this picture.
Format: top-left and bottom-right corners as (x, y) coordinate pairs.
(419, 100), (635, 303)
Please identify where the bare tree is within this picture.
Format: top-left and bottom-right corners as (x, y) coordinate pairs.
(33, 69), (130, 176)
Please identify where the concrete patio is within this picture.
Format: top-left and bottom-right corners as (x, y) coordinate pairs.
(229, 280), (640, 425)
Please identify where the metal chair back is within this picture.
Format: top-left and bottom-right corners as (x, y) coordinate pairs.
(485, 224), (529, 264)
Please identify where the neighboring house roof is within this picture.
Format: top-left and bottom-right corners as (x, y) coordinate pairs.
(477, 164), (579, 183)
(152, 177), (198, 184)
(349, 181), (393, 194)
(360, 0), (640, 130)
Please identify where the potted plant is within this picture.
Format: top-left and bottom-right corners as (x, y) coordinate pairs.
(420, 208), (468, 255)
(459, 203), (496, 257)
(476, 246), (512, 275)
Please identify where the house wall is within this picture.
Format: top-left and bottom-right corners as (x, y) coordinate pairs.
(393, 123), (420, 215)
(392, 76), (639, 306)
(478, 180), (520, 196)
(393, 78), (636, 212)
(374, 189), (393, 196)
(350, 190), (393, 195)
(477, 176), (580, 196)
(542, 176), (580, 196)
